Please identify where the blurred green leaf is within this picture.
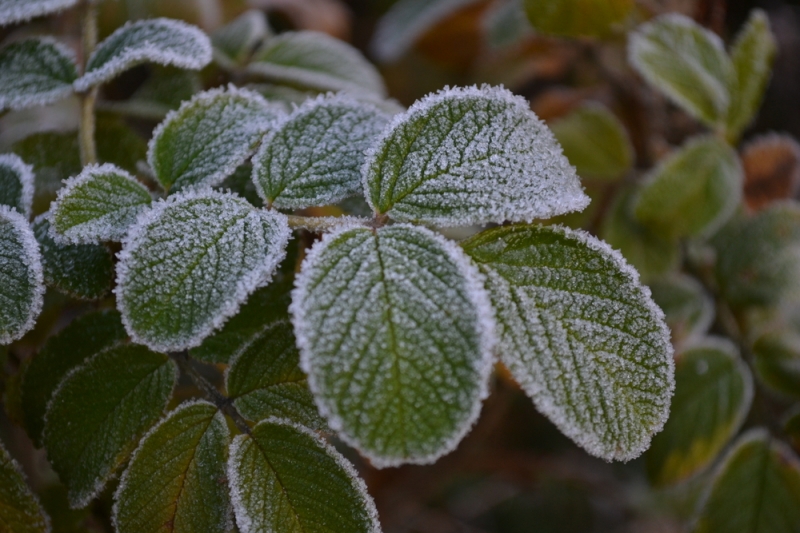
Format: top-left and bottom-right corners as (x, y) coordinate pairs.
(12, 132), (82, 215)
(212, 9), (270, 66)
(524, 0), (634, 38)
(753, 331), (800, 399)
(100, 67), (201, 121)
(95, 114), (148, 174)
(649, 274), (714, 346)
(484, 0), (534, 50)
(0, 153), (34, 217)
(0, 441), (50, 533)
(785, 406), (800, 452)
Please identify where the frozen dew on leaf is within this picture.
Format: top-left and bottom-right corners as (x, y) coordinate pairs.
(0, 0), (78, 26)
(0, 153), (35, 217)
(0, 37), (78, 111)
(363, 85), (589, 227)
(252, 93), (390, 209)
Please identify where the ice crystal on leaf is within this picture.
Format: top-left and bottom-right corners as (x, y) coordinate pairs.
(252, 93), (389, 209)
(0, 38), (78, 111)
(0, 0), (78, 26)
(0, 153), (35, 217)
(363, 85), (589, 226)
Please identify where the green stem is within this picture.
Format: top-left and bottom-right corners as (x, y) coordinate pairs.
(286, 214), (376, 232)
(78, 0), (98, 165)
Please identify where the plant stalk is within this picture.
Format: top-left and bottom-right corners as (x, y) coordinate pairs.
(78, 0), (98, 165)
(286, 214), (376, 232)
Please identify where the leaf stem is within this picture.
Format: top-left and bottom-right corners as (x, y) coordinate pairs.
(286, 214), (376, 232)
(78, 0), (98, 165)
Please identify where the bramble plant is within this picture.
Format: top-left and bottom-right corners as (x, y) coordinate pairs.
(1, 0), (800, 532)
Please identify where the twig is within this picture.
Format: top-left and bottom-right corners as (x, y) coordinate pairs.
(78, 0), (98, 165)
(286, 214), (379, 232)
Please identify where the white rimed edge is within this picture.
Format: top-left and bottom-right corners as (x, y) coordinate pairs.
(73, 18), (212, 92)
(49, 163), (152, 245)
(0, 153), (35, 218)
(227, 417), (382, 533)
(114, 189), (291, 353)
(0, 205), (44, 345)
(290, 222), (497, 468)
(147, 84), (283, 192)
(0, 0), (78, 26)
(111, 399), (229, 531)
(42, 347), (178, 509)
(0, 442), (52, 532)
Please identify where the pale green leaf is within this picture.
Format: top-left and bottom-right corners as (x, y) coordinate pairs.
(98, 67), (202, 121)
(0, 153), (34, 218)
(0, 442), (50, 533)
(634, 135), (742, 238)
(0, 206), (44, 345)
(649, 274), (715, 347)
(216, 163), (264, 208)
(365, 85), (589, 226)
(33, 214), (114, 300)
(21, 309), (127, 446)
(11, 131), (81, 215)
(524, 0), (634, 38)
(483, 0), (534, 50)
(74, 18), (212, 91)
(228, 419), (380, 533)
(0, 38), (77, 111)
(550, 103), (633, 181)
(753, 330), (800, 399)
(247, 31), (387, 98)
(116, 190), (290, 352)
(726, 9), (777, 142)
(292, 224), (495, 466)
(148, 86), (282, 193)
(693, 429), (800, 533)
(212, 10), (270, 66)
(629, 14), (733, 127)
(50, 163), (152, 244)
(226, 320), (324, 430)
(462, 224), (674, 461)
(252, 93), (389, 209)
(113, 401), (230, 533)
(0, 0), (77, 26)
(646, 338), (753, 486)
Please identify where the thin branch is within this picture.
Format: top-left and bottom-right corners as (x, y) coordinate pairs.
(286, 214), (378, 232)
(78, 0), (98, 165)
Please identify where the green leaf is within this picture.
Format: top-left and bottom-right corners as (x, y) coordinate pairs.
(292, 224), (494, 466)
(649, 274), (715, 347)
(12, 132), (82, 215)
(113, 401), (230, 533)
(785, 406), (800, 452)
(713, 202), (800, 307)
(117, 190), (290, 352)
(50, 163), (152, 244)
(212, 9), (270, 66)
(364, 85), (589, 226)
(484, 0), (534, 50)
(32, 213), (114, 300)
(0, 206), (44, 345)
(462, 224), (674, 461)
(148, 86), (282, 193)
(226, 320), (324, 430)
(21, 309), (127, 446)
(523, 0), (634, 38)
(726, 9), (777, 143)
(0, 38), (78, 111)
(0, 0), (77, 26)
(74, 18), (212, 91)
(0, 153), (34, 217)
(95, 114), (148, 175)
(628, 14), (733, 127)
(693, 429), (800, 533)
(634, 136), (742, 239)
(252, 94), (389, 209)
(216, 163), (264, 208)
(550, 103), (633, 182)
(646, 338), (753, 486)
(247, 31), (387, 98)
(44, 344), (176, 508)
(99, 67), (202, 121)
(0, 442), (50, 533)
(752, 331), (800, 399)
(228, 419), (380, 533)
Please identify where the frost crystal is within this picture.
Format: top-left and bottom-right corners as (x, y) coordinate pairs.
(74, 18), (212, 92)
(252, 93), (389, 209)
(0, 153), (35, 218)
(148, 85), (284, 192)
(364, 85), (590, 226)
(0, 37), (78, 111)
(116, 190), (291, 352)
(0, 0), (78, 26)
(0, 205), (44, 345)
(50, 163), (152, 244)
(291, 224), (495, 467)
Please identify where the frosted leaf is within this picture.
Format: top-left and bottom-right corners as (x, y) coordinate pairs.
(33, 213), (114, 300)
(0, 38), (78, 111)
(0, 441), (50, 533)
(628, 14), (733, 127)
(0, 153), (34, 217)
(226, 320), (325, 430)
(646, 338), (753, 486)
(253, 94), (389, 209)
(228, 418), (380, 533)
(116, 190), (290, 352)
(523, 0), (634, 38)
(363, 85), (589, 227)
(649, 274), (714, 347)
(0, 206), (44, 345)
(462, 224), (675, 461)
(44, 344), (177, 508)
(148, 86), (283, 193)
(74, 18), (212, 92)
(370, 0), (480, 63)
(113, 401), (230, 533)
(292, 224), (495, 466)
(0, 0), (78, 26)
(634, 135), (742, 239)
(50, 163), (152, 244)
(247, 31), (387, 98)
(212, 9), (270, 66)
